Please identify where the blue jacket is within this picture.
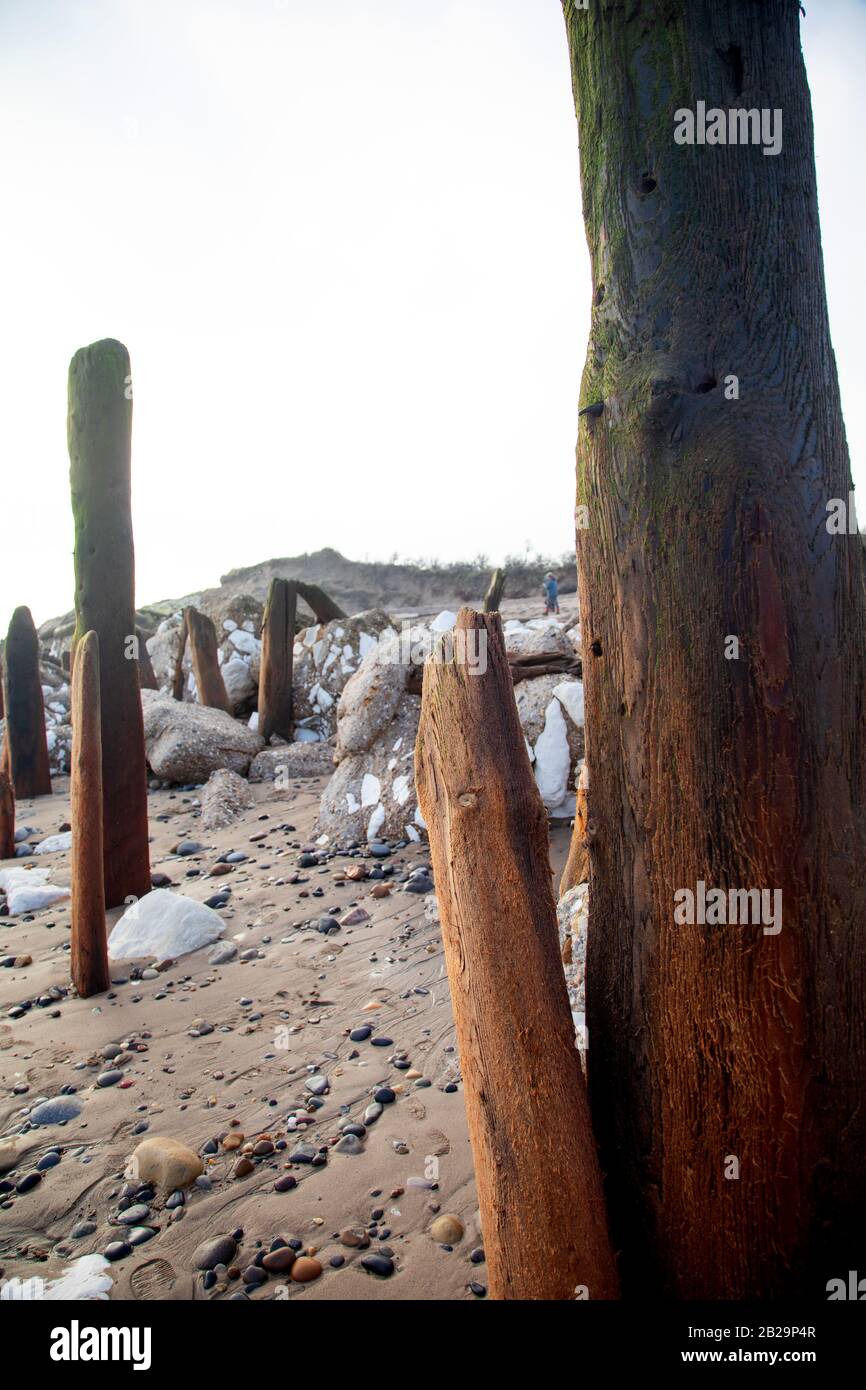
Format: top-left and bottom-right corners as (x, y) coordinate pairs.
(545, 577), (559, 602)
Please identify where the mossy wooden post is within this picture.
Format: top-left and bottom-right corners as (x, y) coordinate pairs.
(0, 768), (14, 860)
(171, 610), (189, 701)
(68, 338), (151, 908)
(482, 567), (506, 613)
(3, 607), (51, 798)
(294, 582), (346, 624)
(416, 608), (618, 1300)
(186, 608), (232, 712)
(70, 631), (110, 997)
(136, 628), (159, 690)
(258, 578), (297, 742)
(562, 0), (866, 1294)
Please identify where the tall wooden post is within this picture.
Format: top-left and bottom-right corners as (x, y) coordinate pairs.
(2, 606), (52, 798)
(482, 567), (506, 613)
(258, 578), (297, 742)
(70, 631), (110, 998)
(186, 608), (232, 712)
(136, 628), (159, 690)
(68, 337), (150, 906)
(415, 607), (618, 1300)
(171, 610), (189, 701)
(294, 582), (346, 624)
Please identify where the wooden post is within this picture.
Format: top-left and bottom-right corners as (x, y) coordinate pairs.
(482, 566), (506, 613)
(2, 607), (52, 798)
(70, 631), (110, 998)
(258, 578), (297, 742)
(136, 628), (159, 690)
(560, 761), (590, 897)
(415, 608), (618, 1300)
(0, 768), (14, 860)
(294, 581), (346, 624)
(68, 338), (150, 907)
(186, 608), (232, 712)
(171, 610), (189, 701)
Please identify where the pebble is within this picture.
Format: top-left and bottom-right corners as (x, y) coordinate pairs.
(361, 1254), (394, 1277)
(335, 1134), (364, 1155)
(430, 1213), (465, 1244)
(291, 1256), (323, 1283)
(274, 1175), (298, 1192)
(29, 1096), (82, 1126)
(262, 1247), (296, 1273)
(97, 1069), (124, 1087)
(104, 1241), (132, 1262)
(349, 1025), (372, 1042)
(194, 1234), (237, 1270)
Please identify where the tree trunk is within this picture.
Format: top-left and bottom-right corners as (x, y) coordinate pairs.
(562, 0), (866, 1296)
(482, 566), (506, 613)
(68, 338), (151, 907)
(70, 631), (110, 998)
(171, 610), (188, 701)
(258, 578), (297, 742)
(2, 607), (51, 798)
(415, 608), (618, 1300)
(136, 628), (159, 690)
(186, 608), (232, 713)
(0, 768), (14, 860)
(294, 581), (346, 624)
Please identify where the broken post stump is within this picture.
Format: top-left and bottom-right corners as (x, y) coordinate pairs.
(258, 578), (297, 742)
(68, 337), (151, 907)
(294, 581), (346, 624)
(0, 767), (14, 859)
(2, 606), (52, 798)
(136, 628), (159, 690)
(415, 607), (618, 1300)
(482, 566), (506, 613)
(186, 608), (232, 713)
(560, 760), (590, 896)
(70, 631), (110, 998)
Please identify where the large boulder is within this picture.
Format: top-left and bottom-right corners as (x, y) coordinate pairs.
(292, 610), (397, 740)
(108, 889), (225, 962)
(315, 693), (424, 846)
(249, 743), (334, 782)
(514, 675), (585, 811)
(146, 594), (263, 714)
(200, 768), (255, 830)
(141, 690), (264, 783)
(334, 627), (420, 761)
(502, 619), (573, 659)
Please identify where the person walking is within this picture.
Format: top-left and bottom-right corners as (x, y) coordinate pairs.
(543, 571), (560, 615)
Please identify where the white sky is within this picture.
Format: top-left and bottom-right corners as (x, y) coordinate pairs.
(2, 0), (864, 632)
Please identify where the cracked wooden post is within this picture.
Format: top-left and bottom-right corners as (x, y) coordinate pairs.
(294, 581), (346, 624)
(186, 608), (232, 712)
(136, 628), (159, 691)
(68, 337), (151, 907)
(0, 768), (14, 860)
(171, 610), (189, 701)
(482, 566), (506, 613)
(70, 631), (110, 998)
(258, 578), (297, 742)
(2, 606), (52, 798)
(415, 607), (618, 1300)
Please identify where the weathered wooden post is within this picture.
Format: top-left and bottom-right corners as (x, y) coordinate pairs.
(2, 606), (52, 798)
(136, 628), (159, 690)
(68, 338), (151, 906)
(185, 608), (232, 712)
(415, 607), (618, 1300)
(70, 631), (110, 997)
(560, 761), (590, 897)
(294, 581), (346, 624)
(258, 578), (297, 742)
(171, 610), (188, 701)
(0, 768), (14, 859)
(482, 566), (506, 613)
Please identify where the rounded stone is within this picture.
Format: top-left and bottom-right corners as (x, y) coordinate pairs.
(291, 1256), (323, 1283)
(430, 1213), (465, 1244)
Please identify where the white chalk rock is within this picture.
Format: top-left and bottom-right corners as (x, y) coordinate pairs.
(33, 832), (73, 855)
(0, 867), (70, 914)
(108, 890), (225, 962)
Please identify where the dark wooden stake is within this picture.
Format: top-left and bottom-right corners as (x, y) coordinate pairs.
(482, 566), (506, 613)
(294, 582), (346, 624)
(258, 578), (297, 742)
(69, 630), (110, 997)
(0, 767), (14, 859)
(171, 610), (189, 701)
(2, 606), (52, 798)
(186, 608), (232, 712)
(136, 628), (159, 690)
(415, 607), (618, 1300)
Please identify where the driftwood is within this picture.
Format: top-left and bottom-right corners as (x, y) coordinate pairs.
(415, 608), (618, 1300)
(186, 608), (232, 713)
(0, 767), (14, 859)
(509, 651), (582, 684)
(258, 578), (297, 742)
(68, 338), (151, 907)
(2, 606), (52, 798)
(70, 631), (110, 998)
(294, 582), (346, 624)
(560, 760), (589, 895)
(482, 566), (506, 613)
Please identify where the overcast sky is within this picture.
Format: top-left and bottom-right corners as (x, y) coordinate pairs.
(2, 0), (864, 632)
